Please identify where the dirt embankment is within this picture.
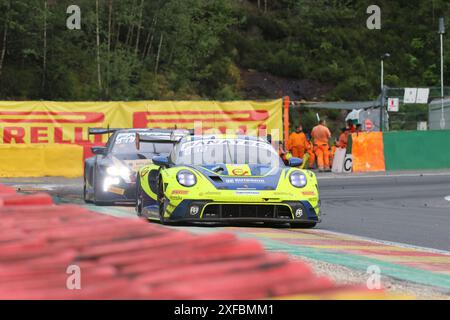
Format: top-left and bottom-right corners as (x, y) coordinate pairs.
(240, 69), (334, 101)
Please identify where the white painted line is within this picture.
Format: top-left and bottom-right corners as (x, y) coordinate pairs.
(14, 184), (63, 191)
(445, 196), (450, 202)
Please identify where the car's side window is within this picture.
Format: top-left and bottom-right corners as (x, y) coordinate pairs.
(88, 166), (94, 184)
(105, 133), (116, 153)
(148, 169), (159, 194)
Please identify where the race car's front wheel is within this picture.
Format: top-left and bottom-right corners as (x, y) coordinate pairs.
(83, 167), (93, 203)
(93, 172), (110, 206)
(157, 178), (168, 224)
(83, 178), (91, 203)
(290, 222), (317, 229)
(135, 176), (143, 217)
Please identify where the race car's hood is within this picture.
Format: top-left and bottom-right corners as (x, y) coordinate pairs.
(195, 164), (285, 190)
(107, 153), (164, 172)
(109, 153), (153, 161)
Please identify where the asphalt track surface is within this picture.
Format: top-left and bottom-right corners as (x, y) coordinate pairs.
(318, 172), (450, 251)
(2, 171), (449, 251)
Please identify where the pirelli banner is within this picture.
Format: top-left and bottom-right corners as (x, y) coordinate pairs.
(0, 100), (283, 145)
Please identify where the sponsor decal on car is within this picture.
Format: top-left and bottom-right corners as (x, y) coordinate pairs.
(274, 192), (292, 196)
(116, 132), (174, 145)
(200, 191), (221, 196)
(108, 186), (125, 195)
(123, 159), (153, 172)
(115, 133), (136, 144)
(180, 138), (273, 154)
(226, 164), (251, 176)
(235, 190), (260, 195)
(140, 167), (150, 177)
(224, 178), (265, 184)
(172, 190), (189, 195)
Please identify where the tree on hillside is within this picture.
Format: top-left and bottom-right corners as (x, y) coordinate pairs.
(0, 0), (11, 80)
(0, 0), (448, 104)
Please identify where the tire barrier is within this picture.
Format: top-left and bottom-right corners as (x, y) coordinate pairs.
(0, 186), (392, 300)
(0, 144), (83, 178)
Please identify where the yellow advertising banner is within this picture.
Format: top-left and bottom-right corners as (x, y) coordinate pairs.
(0, 144), (83, 177)
(0, 100), (283, 145)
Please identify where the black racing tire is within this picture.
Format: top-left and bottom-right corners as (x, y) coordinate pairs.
(83, 165), (93, 204)
(135, 175), (143, 217)
(83, 177), (92, 204)
(157, 178), (168, 224)
(290, 222), (317, 229)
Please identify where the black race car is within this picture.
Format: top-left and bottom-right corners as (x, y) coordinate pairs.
(83, 128), (190, 205)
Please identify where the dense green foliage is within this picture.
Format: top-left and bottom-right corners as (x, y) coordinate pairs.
(0, 0), (449, 102)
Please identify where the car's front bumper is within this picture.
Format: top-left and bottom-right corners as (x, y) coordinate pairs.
(96, 181), (137, 203)
(164, 200), (321, 224)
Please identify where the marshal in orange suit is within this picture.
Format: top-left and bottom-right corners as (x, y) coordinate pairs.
(287, 125), (309, 159)
(311, 119), (331, 171)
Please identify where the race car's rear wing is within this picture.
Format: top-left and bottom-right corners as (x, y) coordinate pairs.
(88, 128), (123, 135)
(135, 129), (193, 150)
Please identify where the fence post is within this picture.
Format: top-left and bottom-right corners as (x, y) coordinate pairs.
(283, 96), (290, 148)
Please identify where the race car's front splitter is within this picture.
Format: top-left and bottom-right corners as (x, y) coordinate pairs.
(160, 200), (320, 224)
(93, 182), (137, 204)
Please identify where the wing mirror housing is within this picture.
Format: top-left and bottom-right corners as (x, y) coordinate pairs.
(288, 157), (303, 167)
(91, 146), (107, 155)
(152, 155), (170, 167)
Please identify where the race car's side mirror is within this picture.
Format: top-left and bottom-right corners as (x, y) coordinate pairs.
(152, 155), (170, 167)
(91, 146), (107, 155)
(288, 157), (303, 167)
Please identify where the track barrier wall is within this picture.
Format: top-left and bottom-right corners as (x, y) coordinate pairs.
(383, 130), (450, 171)
(351, 132), (386, 173)
(0, 185), (395, 299)
(342, 130), (450, 172)
(0, 144), (83, 178)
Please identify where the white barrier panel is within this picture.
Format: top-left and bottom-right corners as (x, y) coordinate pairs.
(332, 148), (347, 173)
(343, 154), (353, 173)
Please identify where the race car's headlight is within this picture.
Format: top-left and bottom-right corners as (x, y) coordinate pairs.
(103, 176), (120, 192)
(107, 166), (130, 179)
(290, 171), (307, 188)
(106, 166), (120, 176)
(177, 170), (197, 187)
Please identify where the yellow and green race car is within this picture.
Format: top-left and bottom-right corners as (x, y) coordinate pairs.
(135, 135), (321, 228)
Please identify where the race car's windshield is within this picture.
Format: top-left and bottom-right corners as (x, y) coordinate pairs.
(172, 138), (283, 167)
(112, 132), (173, 155)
